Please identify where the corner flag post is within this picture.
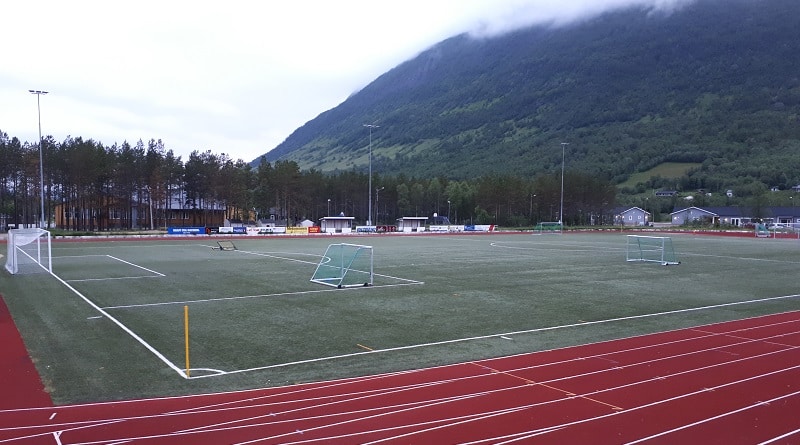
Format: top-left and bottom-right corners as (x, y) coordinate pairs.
(184, 305), (190, 377)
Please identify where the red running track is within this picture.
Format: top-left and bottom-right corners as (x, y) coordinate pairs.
(1, 311), (799, 444)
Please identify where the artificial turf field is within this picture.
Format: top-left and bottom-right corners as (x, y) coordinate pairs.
(2, 231), (798, 405)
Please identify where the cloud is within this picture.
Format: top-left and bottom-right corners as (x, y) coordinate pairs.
(0, 0), (697, 163)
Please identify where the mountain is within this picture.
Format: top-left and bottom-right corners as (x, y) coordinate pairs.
(257, 0), (800, 193)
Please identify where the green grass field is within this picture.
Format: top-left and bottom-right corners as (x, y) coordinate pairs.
(2, 232), (799, 404)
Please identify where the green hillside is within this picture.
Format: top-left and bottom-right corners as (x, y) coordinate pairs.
(261, 0), (800, 197)
(619, 163), (702, 190)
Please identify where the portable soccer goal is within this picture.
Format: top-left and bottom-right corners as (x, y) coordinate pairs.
(755, 223), (770, 238)
(626, 235), (680, 266)
(4, 228), (53, 275)
(533, 222), (563, 235)
(310, 243), (373, 288)
(212, 240), (237, 251)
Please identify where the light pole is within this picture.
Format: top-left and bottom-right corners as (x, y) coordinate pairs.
(327, 198), (331, 216)
(560, 142), (568, 226)
(363, 123), (379, 225)
(447, 200), (451, 223)
(375, 187), (384, 225)
(30, 90), (48, 229)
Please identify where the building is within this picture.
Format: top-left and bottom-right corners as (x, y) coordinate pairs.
(615, 207), (651, 226)
(670, 206), (800, 227)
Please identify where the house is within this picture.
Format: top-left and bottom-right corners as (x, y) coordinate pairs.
(671, 206), (727, 226)
(669, 206), (787, 227)
(615, 207), (651, 226)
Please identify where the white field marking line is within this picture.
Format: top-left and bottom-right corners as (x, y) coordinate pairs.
(372, 349), (800, 445)
(682, 252), (800, 264)
(67, 275), (163, 283)
(490, 241), (625, 253)
(188, 294), (800, 378)
(625, 390), (800, 444)
(45, 269), (188, 379)
(61, 254), (165, 282)
(760, 428), (800, 445)
(106, 254), (165, 276)
(100, 282), (423, 311)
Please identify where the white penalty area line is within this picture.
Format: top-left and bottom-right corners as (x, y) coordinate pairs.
(191, 293), (800, 379)
(63, 254), (165, 282)
(101, 281), (424, 310)
(46, 270), (188, 378)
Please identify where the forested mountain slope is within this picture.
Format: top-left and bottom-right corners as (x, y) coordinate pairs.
(260, 0), (800, 193)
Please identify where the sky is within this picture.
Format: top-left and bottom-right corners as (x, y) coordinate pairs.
(1, 0), (694, 163)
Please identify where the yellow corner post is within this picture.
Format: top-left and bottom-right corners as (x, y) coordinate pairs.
(184, 305), (190, 377)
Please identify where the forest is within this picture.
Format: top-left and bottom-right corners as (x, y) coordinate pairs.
(0, 131), (617, 231)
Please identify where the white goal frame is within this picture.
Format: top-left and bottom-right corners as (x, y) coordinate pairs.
(626, 235), (680, 266)
(4, 228), (53, 275)
(310, 243), (374, 288)
(533, 222), (563, 235)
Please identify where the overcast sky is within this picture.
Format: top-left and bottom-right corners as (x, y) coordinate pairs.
(1, 0), (694, 163)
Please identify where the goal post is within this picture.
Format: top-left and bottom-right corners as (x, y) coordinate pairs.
(310, 243), (374, 288)
(626, 235), (680, 266)
(5, 228), (53, 275)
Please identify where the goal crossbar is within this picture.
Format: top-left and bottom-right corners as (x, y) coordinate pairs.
(5, 228), (53, 275)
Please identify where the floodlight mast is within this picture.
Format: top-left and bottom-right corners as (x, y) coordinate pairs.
(560, 142), (568, 226)
(29, 89), (49, 229)
(364, 123), (379, 225)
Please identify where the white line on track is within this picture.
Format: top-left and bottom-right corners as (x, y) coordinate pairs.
(3, 314), (797, 445)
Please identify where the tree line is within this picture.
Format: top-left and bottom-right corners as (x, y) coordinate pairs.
(1, 131), (618, 231)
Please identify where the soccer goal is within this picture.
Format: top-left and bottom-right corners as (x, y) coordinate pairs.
(310, 243), (373, 288)
(533, 222), (562, 235)
(626, 235), (680, 266)
(4, 228), (53, 275)
(755, 223), (770, 238)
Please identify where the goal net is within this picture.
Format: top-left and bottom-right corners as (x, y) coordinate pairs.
(310, 243), (373, 288)
(533, 222), (562, 235)
(5, 228), (53, 275)
(626, 235), (679, 266)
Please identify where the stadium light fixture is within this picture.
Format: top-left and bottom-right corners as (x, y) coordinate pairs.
(363, 123), (379, 225)
(560, 142), (569, 226)
(29, 89), (48, 229)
